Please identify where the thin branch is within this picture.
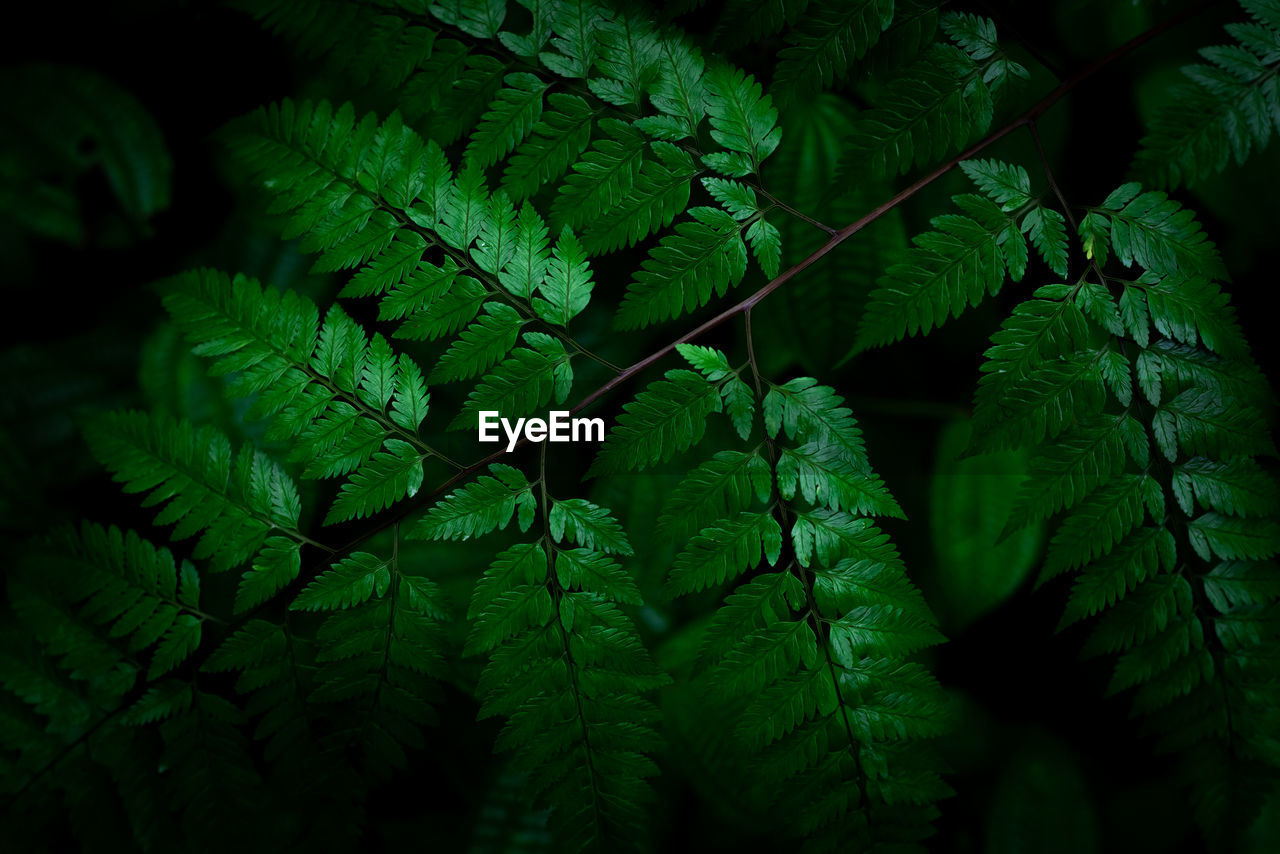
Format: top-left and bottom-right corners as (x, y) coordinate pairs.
(289, 529), (337, 554)
(754, 186), (837, 236)
(743, 308), (765, 398)
(1027, 119), (1078, 231)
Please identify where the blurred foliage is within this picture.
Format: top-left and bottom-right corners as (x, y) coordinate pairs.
(927, 418), (1043, 632)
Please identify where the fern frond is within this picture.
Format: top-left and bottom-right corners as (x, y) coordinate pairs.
(1135, 1), (1280, 188)
(502, 93), (597, 201)
(714, 0), (810, 49)
(412, 463), (535, 542)
(500, 201), (554, 299)
(291, 552), (391, 612)
(615, 206), (748, 328)
(770, 0), (895, 105)
(450, 333), (574, 430)
(657, 449), (773, 540)
(777, 443), (904, 518)
(85, 410), (300, 573)
(841, 32), (1010, 179)
(1042, 474), (1165, 578)
(1006, 413), (1146, 535)
(465, 72), (548, 169)
(551, 119), (647, 232)
(971, 183), (1280, 843)
(639, 33), (706, 141)
(29, 524), (207, 681)
(325, 438), (427, 524)
(580, 141), (697, 254)
(855, 199), (1007, 350)
(1079, 185), (1227, 280)
(763, 377), (872, 470)
(854, 163), (1070, 353)
(1172, 457), (1280, 517)
(587, 369), (722, 476)
(228, 97), (595, 376)
(420, 453), (665, 849)
(702, 64), (783, 176)
(162, 268), (439, 526)
(640, 361), (948, 847)
(589, 7), (661, 107)
(430, 0), (506, 40)
(666, 512), (784, 596)
(158, 691), (264, 846)
(533, 227), (595, 327)
(307, 561), (448, 770)
(862, 0), (942, 76)
(430, 302), (527, 384)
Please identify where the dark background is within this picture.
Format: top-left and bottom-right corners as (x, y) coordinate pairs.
(2, 1), (1275, 850)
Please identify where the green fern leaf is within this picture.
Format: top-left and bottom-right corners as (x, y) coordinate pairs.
(325, 438), (426, 524)
(790, 509), (905, 569)
(433, 0), (507, 38)
(384, 264), (485, 341)
(470, 190), (518, 275)
(854, 201), (1008, 350)
(1007, 414), (1146, 535)
(450, 334), (574, 430)
(85, 410), (300, 571)
(763, 377), (871, 470)
(666, 512), (784, 596)
(1041, 475), (1164, 580)
(291, 552), (391, 611)
(412, 464), (535, 541)
(234, 535), (302, 613)
(1152, 388), (1276, 463)
(430, 302), (526, 384)
(539, 0), (598, 79)
(580, 141), (697, 254)
(588, 369), (722, 476)
(589, 7), (661, 107)
(438, 160), (492, 251)
(502, 93), (596, 201)
(1135, 3), (1280, 188)
(657, 449), (773, 540)
(532, 226), (595, 326)
(640, 35), (706, 140)
(842, 44), (989, 178)
(960, 158), (1033, 210)
(1059, 527), (1177, 625)
(1022, 206), (1069, 277)
(465, 72), (547, 169)
(34, 524), (207, 682)
(777, 442), (905, 518)
(616, 206), (747, 329)
(771, 0), (895, 105)
(703, 64), (783, 175)
(553, 549), (643, 603)
(548, 498), (635, 555)
(1187, 512), (1280, 561)
(552, 119), (648, 232)
(1083, 186), (1227, 280)
(676, 342), (756, 437)
(1172, 457), (1280, 517)
(713, 0), (809, 49)
(498, 201), (553, 300)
